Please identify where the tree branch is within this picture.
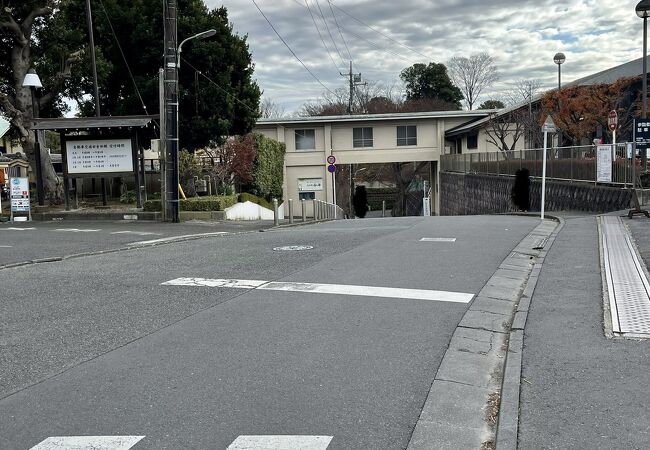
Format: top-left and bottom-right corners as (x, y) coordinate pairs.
(0, 14), (27, 44)
(39, 50), (83, 107)
(21, 7), (53, 37)
(0, 91), (29, 137)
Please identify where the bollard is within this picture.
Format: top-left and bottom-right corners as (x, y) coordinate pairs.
(382, 200), (386, 217)
(301, 199), (307, 222)
(288, 199), (294, 224)
(273, 198), (279, 226)
(313, 199), (318, 220)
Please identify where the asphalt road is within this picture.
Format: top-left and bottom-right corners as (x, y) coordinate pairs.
(0, 216), (538, 450)
(0, 220), (276, 267)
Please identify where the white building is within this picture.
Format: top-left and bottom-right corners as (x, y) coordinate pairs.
(254, 110), (492, 215)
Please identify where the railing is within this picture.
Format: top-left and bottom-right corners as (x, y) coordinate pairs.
(441, 144), (637, 186)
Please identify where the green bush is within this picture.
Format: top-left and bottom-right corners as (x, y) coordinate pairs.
(238, 192), (275, 210)
(142, 195), (238, 212)
(120, 190), (136, 204)
(249, 133), (286, 199)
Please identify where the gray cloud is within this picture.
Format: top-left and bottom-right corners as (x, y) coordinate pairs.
(206, 0), (644, 113)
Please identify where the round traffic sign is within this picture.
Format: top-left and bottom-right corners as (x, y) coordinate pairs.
(327, 164), (336, 173)
(608, 110), (618, 131)
(327, 155), (336, 164)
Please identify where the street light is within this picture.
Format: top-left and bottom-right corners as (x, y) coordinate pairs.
(164, 28), (216, 223)
(637, 0), (650, 171)
(554, 53), (565, 149)
(22, 68), (45, 206)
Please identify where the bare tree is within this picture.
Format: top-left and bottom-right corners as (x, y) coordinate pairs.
(448, 52), (498, 110)
(485, 108), (528, 155)
(504, 79), (543, 106)
(259, 97), (286, 119)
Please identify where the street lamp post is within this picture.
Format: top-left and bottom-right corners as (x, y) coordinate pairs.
(637, 0), (650, 171)
(553, 52), (565, 149)
(163, 28), (216, 223)
(22, 68), (45, 206)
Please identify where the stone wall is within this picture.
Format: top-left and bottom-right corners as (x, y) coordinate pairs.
(440, 172), (633, 216)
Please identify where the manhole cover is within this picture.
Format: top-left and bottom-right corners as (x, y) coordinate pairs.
(273, 245), (314, 251)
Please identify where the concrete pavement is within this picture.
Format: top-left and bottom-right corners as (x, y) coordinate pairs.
(506, 213), (650, 450)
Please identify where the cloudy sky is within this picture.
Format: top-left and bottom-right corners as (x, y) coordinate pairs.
(206, 0), (643, 114)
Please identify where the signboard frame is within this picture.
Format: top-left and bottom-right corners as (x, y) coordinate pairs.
(9, 176), (31, 221)
(634, 118), (650, 150)
(298, 178), (324, 192)
(596, 144), (613, 183)
(62, 135), (136, 178)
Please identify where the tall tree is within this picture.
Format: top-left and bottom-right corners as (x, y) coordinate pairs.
(448, 52), (498, 110)
(0, 0), (82, 202)
(479, 100), (505, 110)
(399, 62), (463, 109)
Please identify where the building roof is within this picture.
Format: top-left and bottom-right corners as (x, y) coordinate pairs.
(32, 115), (158, 131)
(257, 110), (494, 126)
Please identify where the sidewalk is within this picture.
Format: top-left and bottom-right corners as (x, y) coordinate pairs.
(516, 213), (650, 449)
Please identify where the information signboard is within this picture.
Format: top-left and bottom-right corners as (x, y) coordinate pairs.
(635, 118), (650, 149)
(298, 178), (323, 192)
(597, 145), (613, 183)
(65, 138), (133, 175)
(9, 177), (30, 221)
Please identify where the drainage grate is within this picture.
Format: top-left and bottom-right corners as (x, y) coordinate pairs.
(601, 216), (650, 336)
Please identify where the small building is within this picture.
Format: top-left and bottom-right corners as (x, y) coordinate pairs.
(254, 110), (492, 215)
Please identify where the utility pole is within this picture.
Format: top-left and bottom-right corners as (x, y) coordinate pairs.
(163, 0), (179, 222)
(341, 61), (364, 114)
(85, 0), (107, 207)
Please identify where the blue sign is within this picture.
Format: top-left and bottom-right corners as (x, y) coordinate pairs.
(327, 164), (336, 173)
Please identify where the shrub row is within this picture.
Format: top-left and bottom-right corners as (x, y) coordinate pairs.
(143, 195), (238, 212)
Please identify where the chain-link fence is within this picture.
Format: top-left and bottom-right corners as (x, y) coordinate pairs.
(441, 144), (639, 186)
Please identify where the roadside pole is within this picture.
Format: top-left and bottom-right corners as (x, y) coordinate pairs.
(541, 116), (556, 220)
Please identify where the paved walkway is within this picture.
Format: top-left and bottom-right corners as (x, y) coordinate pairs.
(517, 213), (650, 449)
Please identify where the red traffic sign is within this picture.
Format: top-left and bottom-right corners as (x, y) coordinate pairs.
(608, 110), (618, 131)
(326, 155), (336, 164)
(327, 164), (336, 173)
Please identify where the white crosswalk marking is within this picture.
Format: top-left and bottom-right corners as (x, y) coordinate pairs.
(420, 237), (457, 242)
(55, 228), (101, 233)
(30, 435), (145, 450)
(0, 245), (12, 248)
(162, 277), (474, 304)
(227, 435), (333, 450)
(2, 227), (35, 231)
(110, 230), (162, 236)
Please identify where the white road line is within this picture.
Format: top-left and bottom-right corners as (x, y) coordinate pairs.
(30, 435), (145, 450)
(110, 230), (162, 236)
(0, 245), (12, 248)
(162, 277), (268, 289)
(2, 227), (35, 231)
(128, 232), (229, 246)
(420, 238), (457, 242)
(55, 228), (101, 233)
(163, 277), (474, 304)
(227, 435), (333, 450)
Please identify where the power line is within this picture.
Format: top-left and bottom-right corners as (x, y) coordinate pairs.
(336, 22), (417, 65)
(251, 0), (336, 95)
(327, 0), (431, 61)
(314, 0), (346, 67)
(326, 0), (352, 61)
(304, 0), (342, 72)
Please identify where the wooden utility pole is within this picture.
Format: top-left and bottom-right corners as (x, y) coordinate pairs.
(163, 0), (179, 222)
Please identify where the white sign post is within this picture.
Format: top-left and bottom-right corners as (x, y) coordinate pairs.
(597, 145), (613, 183)
(9, 177), (31, 221)
(541, 116), (556, 220)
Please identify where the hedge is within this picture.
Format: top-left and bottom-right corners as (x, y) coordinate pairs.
(238, 192), (275, 210)
(143, 195), (238, 212)
(248, 133), (286, 199)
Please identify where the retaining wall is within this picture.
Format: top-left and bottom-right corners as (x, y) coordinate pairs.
(440, 172), (633, 216)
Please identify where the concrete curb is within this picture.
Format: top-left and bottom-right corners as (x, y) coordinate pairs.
(407, 216), (560, 450)
(494, 217), (565, 450)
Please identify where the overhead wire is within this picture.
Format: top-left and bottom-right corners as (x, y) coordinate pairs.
(326, 0), (352, 62)
(304, 0), (342, 72)
(251, 0), (336, 95)
(327, 0), (431, 62)
(313, 0), (347, 67)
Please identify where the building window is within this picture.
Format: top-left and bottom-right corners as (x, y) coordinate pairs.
(295, 129), (316, 150)
(299, 192), (315, 200)
(397, 125), (417, 146)
(467, 133), (478, 150)
(353, 127), (374, 148)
